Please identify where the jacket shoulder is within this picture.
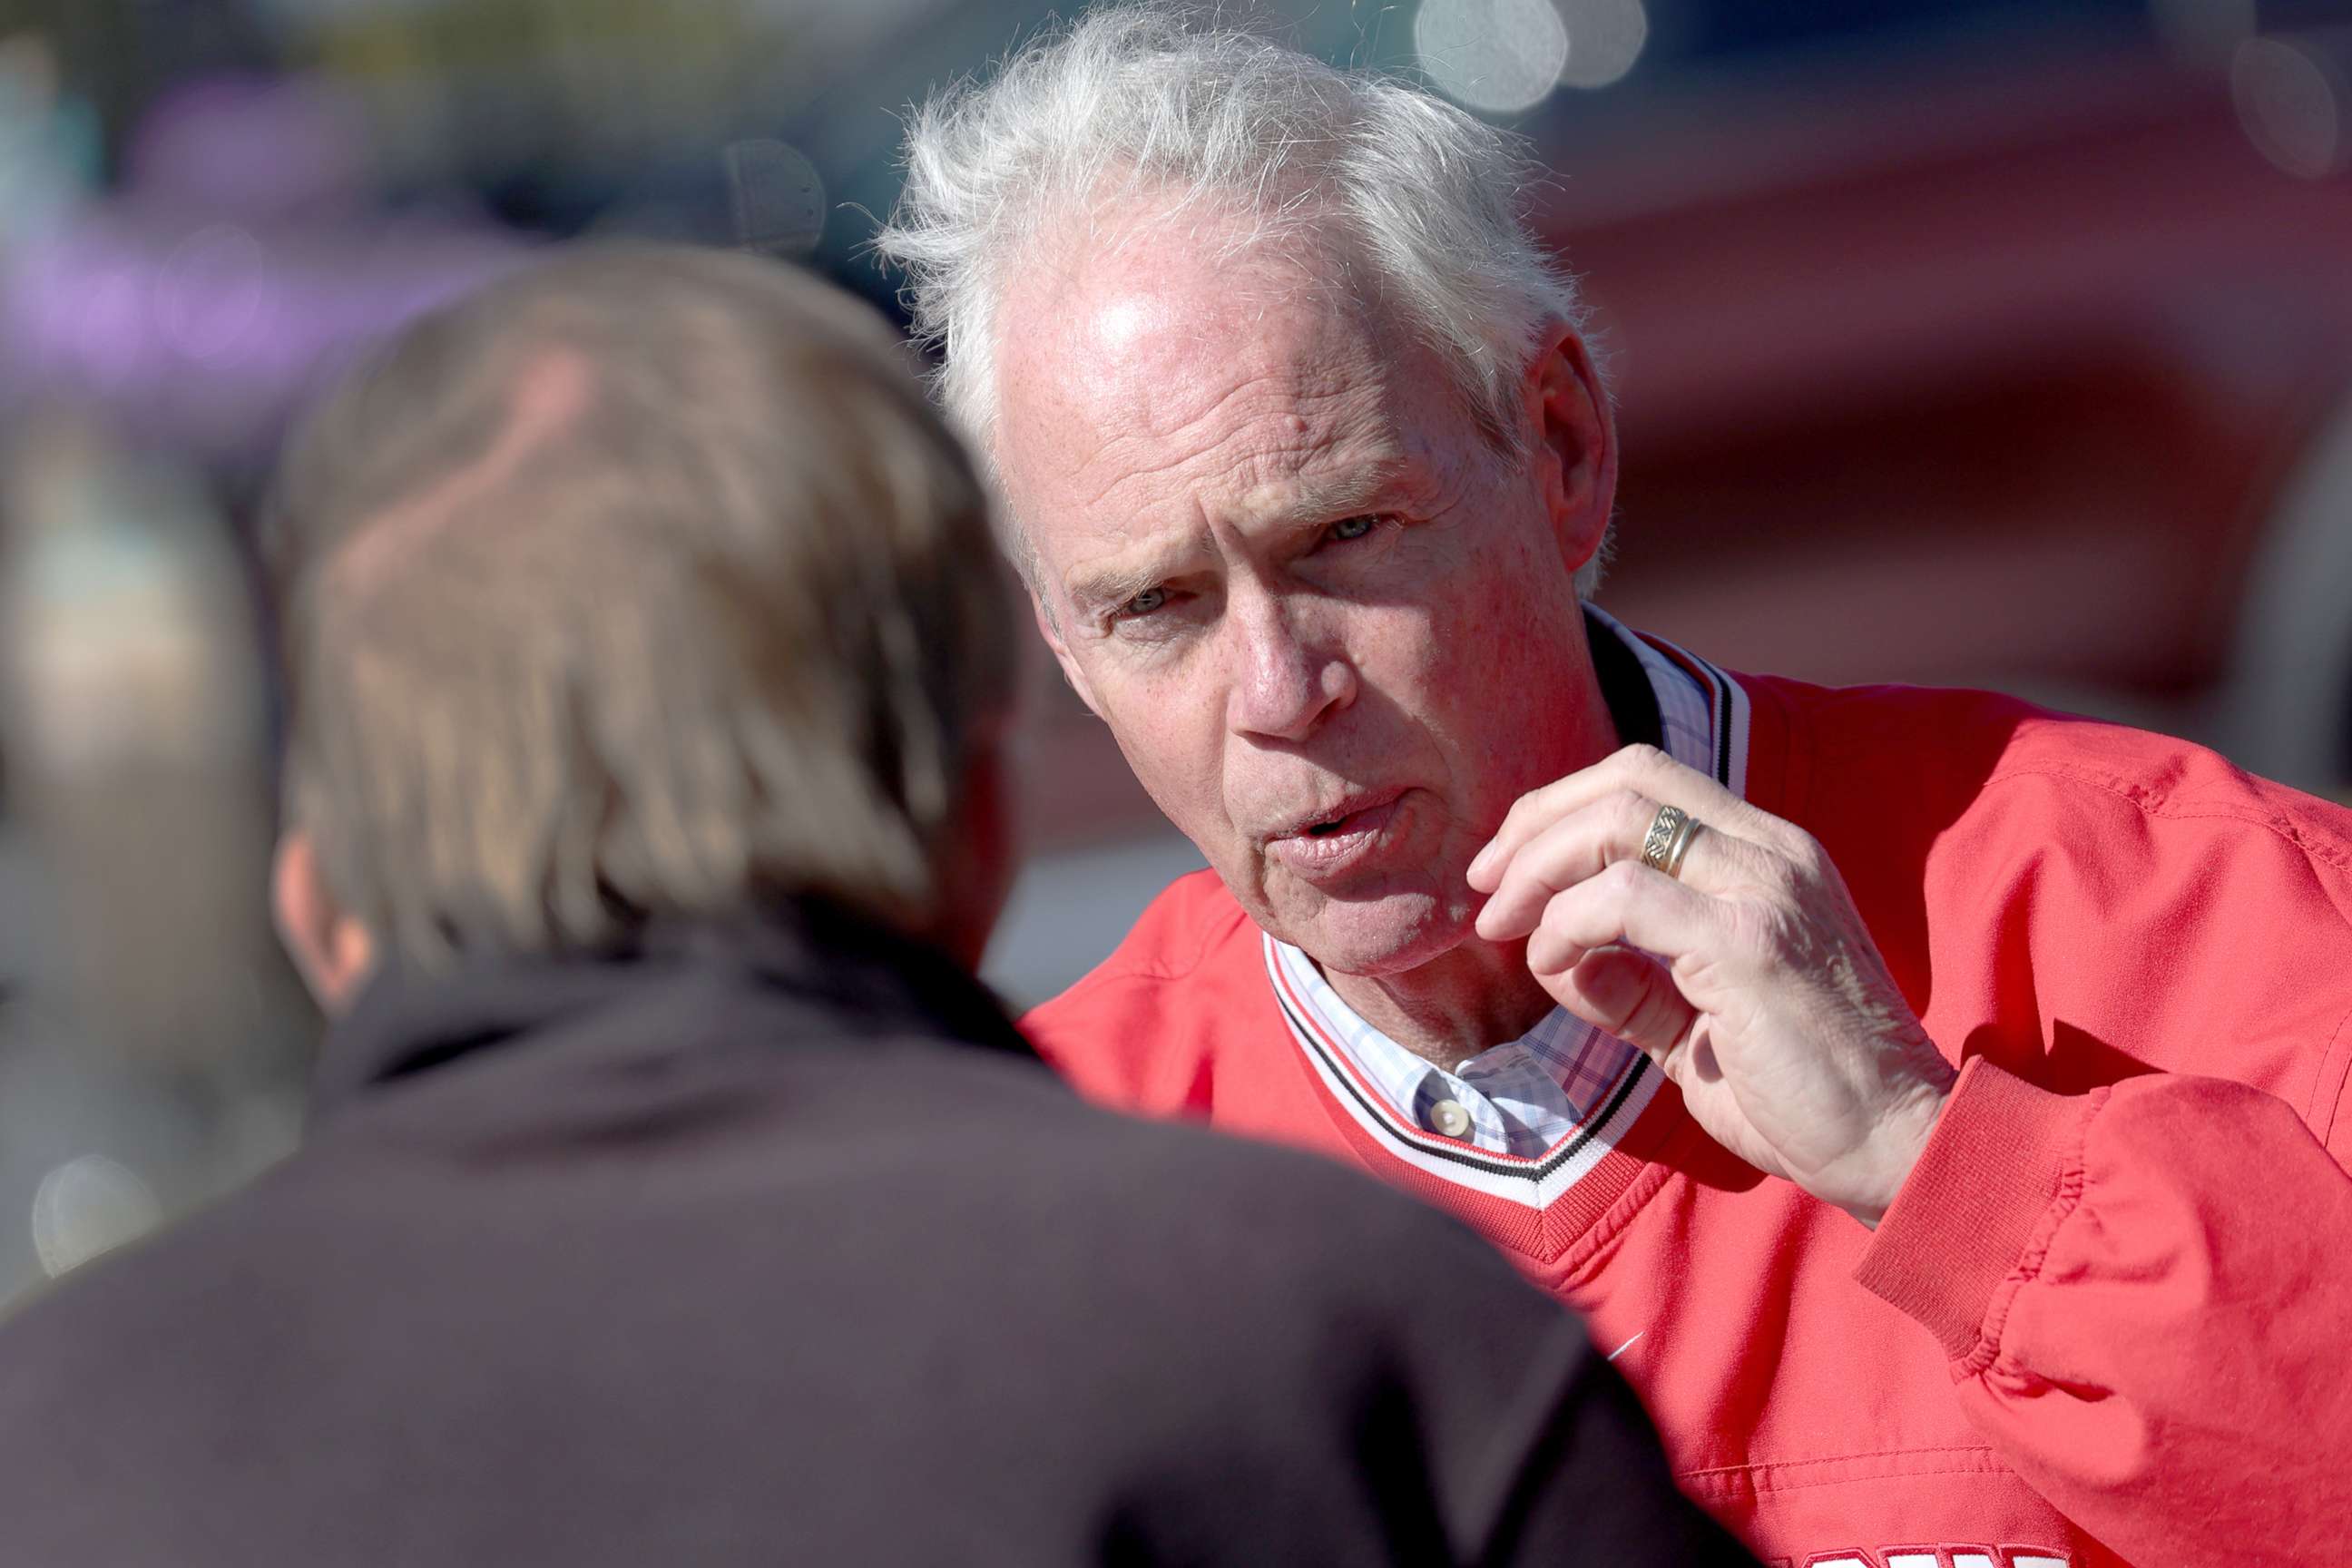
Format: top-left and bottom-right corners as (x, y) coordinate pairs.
(1020, 868), (1264, 1112)
(1757, 674), (2352, 889)
(1054, 867), (1250, 987)
(1752, 674), (2352, 1101)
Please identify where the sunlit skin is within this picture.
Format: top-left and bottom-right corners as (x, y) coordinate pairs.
(993, 206), (1619, 1063)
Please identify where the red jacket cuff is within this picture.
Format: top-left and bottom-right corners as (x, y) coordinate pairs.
(1853, 1056), (2089, 1362)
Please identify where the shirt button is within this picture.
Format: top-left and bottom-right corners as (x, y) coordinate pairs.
(1428, 1100), (1472, 1137)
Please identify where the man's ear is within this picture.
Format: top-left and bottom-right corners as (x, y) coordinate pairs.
(1034, 594), (1104, 720)
(1524, 321), (1617, 578)
(271, 829), (377, 1015)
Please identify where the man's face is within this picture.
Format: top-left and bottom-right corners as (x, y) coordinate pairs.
(993, 219), (1608, 978)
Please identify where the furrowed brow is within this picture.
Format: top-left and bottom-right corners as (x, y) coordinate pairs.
(1285, 455), (1412, 525)
(1288, 472), (1387, 522)
(1064, 557), (1170, 618)
(1058, 456), (1414, 616)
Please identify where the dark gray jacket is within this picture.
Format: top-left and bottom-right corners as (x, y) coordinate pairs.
(0, 906), (1746, 1565)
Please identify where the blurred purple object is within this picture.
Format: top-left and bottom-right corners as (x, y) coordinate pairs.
(3, 216), (527, 463)
(125, 74), (369, 217)
(0, 71), (531, 460)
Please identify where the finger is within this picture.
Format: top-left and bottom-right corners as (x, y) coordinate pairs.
(1522, 858), (1730, 978)
(1475, 789), (1781, 942)
(1545, 946), (1700, 1068)
(1469, 743), (1776, 891)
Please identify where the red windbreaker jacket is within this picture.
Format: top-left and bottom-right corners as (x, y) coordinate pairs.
(1024, 651), (2352, 1568)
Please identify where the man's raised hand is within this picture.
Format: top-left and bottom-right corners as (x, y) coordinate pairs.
(1466, 745), (1955, 1226)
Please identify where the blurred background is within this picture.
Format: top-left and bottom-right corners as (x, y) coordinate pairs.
(2, 0), (2349, 1308)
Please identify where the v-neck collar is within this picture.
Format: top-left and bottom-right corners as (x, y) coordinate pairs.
(1261, 611), (1754, 1243)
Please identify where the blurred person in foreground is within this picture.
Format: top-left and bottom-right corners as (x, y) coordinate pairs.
(0, 247), (1746, 1567)
(875, 9), (2352, 1566)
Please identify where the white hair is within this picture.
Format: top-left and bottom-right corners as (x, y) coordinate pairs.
(875, 2), (1607, 595)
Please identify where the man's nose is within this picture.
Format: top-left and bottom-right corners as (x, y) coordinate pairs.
(1225, 596), (1356, 744)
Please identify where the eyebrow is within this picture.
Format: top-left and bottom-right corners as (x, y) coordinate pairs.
(1060, 457), (1414, 617)
(1289, 463), (1401, 524)
(1065, 554), (1173, 618)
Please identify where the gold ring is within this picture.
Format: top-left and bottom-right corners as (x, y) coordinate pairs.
(1640, 803), (1702, 880)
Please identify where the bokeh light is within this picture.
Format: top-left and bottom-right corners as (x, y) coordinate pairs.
(1415, 0), (1571, 115)
(2232, 34), (2347, 181)
(30, 1153), (162, 1279)
(1558, 0), (1648, 91)
(157, 224), (270, 363)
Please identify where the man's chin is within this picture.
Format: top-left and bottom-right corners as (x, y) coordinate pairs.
(1261, 890), (1474, 979)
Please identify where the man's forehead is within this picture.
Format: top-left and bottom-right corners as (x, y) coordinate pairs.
(998, 222), (1357, 425)
(992, 212), (1396, 522)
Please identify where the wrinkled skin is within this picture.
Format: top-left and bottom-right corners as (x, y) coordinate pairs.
(993, 204), (1952, 1221)
(1469, 744), (1955, 1224)
(993, 214), (1616, 1047)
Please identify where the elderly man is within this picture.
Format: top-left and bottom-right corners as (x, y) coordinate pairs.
(878, 10), (2352, 1566)
(0, 248), (1746, 1566)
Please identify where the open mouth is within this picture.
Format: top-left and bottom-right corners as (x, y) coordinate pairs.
(1267, 792), (1406, 874)
(1296, 799), (1385, 838)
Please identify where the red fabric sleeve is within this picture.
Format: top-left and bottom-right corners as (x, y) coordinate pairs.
(1856, 1057), (2352, 1566)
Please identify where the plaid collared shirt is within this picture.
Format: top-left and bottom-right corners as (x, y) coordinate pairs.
(1269, 609), (1715, 1158)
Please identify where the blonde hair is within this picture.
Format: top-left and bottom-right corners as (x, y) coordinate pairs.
(266, 246), (1017, 973)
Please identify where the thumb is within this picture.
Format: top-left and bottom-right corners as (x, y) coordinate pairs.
(1547, 946), (1700, 1072)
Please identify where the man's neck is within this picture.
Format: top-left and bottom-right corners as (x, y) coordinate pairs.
(1315, 604), (1651, 1071)
(1322, 942), (1559, 1071)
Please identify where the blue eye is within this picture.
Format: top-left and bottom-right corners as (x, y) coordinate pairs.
(1330, 515), (1376, 542)
(1122, 586), (1168, 616)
